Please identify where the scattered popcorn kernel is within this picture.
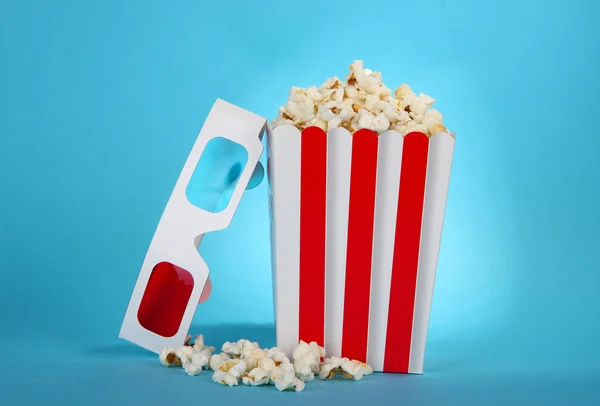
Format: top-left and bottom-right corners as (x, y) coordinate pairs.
(319, 356), (344, 379)
(212, 358), (247, 386)
(319, 357), (374, 380)
(209, 352), (231, 371)
(271, 364), (302, 391)
(339, 359), (374, 381)
(184, 334), (192, 346)
(259, 357), (276, 372)
(175, 346), (194, 365)
(239, 339), (260, 359)
(293, 378), (305, 392)
(242, 367), (270, 386)
(222, 341), (242, 358)
(159, 346), (181, 367)
(292, 341), (322, 373)
(190, 349), (212, 370)
(308, 342), (325, 359)
(293, 359), (315, 382)
(266, 347), (291, 366)
(184, 362), (203, 376)
(212, 370), (239, 386)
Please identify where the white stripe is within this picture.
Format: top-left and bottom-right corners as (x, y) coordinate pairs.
(324, 128), (352, 358)
(366, 130), (404, 372)
(409, 132), (455, 374)
(268, 124), (302, 356)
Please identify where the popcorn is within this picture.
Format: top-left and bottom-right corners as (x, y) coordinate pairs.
(221, 341), (243, 358)
(190, 349), (212, 370)
(212, 370), (239, 387)
(269, 363), (304, 391)
(244, 349), (267, 372)
(431, 123), (448, 134)
(339, 359), (374, 380)
(266, 347), (291, 366)
(270, 61), (450, 137)
(372, 113), (391, 133)
(212, 359), (247, 386)
(319, 357), (374, 381)
(293, 359), (314, 382)
(175, 346), (194, 365)
(292, 341), (324, 374)
(159, 346), (181, 367)
(242, 367), (270, 386)
(258, 357), (276, 372)
(192, 334), (215, 353)
(209, 352), (231, 371)
(319, 356), (343, 379)
(158, 335), (372, 391)
(184, 362), (203, 376)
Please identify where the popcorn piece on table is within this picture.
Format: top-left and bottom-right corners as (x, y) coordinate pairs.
(212, 359), (247, 387)
(221, 341), (243, 358)
(270, 363), (305, 392)
(175, 346), (195, 365)
(266, 347), (291, 366)
(319, 357), (374, 381)
(244, 348), (268, 372)
(159, 346), (182, 367)
(190, 349), (212, 370)
(319, 356), (343, 379)
(184, 362), (203, 376)
(292, 340), (325, 374)
(339, 359), (374, 381)
(192, 334), (216, 354)
(293, 359), (314, 382)
(242, 367), (270, 386)
(258, 357), (276, 373)
(239, 339), (260, 359)
(209, 352), (232, 371)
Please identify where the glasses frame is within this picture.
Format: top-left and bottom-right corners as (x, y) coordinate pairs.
(119, 98), (266, 353)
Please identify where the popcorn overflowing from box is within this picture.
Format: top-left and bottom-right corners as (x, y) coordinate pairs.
(270, 60), (453, 137)
(120, 60), (455, 383)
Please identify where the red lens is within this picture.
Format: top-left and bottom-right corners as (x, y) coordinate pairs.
(137, 262), (194, 337)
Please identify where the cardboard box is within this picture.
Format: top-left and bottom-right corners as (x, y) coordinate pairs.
(267, 124), (455, 374)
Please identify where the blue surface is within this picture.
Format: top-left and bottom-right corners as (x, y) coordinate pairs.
(1, 0), (600, 404)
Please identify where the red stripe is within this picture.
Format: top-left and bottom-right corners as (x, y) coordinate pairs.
(299, 126), (328, 346)
(384, 132), (429, 373)
(341, 129), (379, 362)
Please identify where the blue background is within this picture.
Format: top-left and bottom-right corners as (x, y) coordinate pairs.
(1, 0), (599, 404)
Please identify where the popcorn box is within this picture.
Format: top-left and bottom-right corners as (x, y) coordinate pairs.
(267, 125), (454, 374)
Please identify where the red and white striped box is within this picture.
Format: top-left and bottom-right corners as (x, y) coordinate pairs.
(267, 124), (455, 374)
